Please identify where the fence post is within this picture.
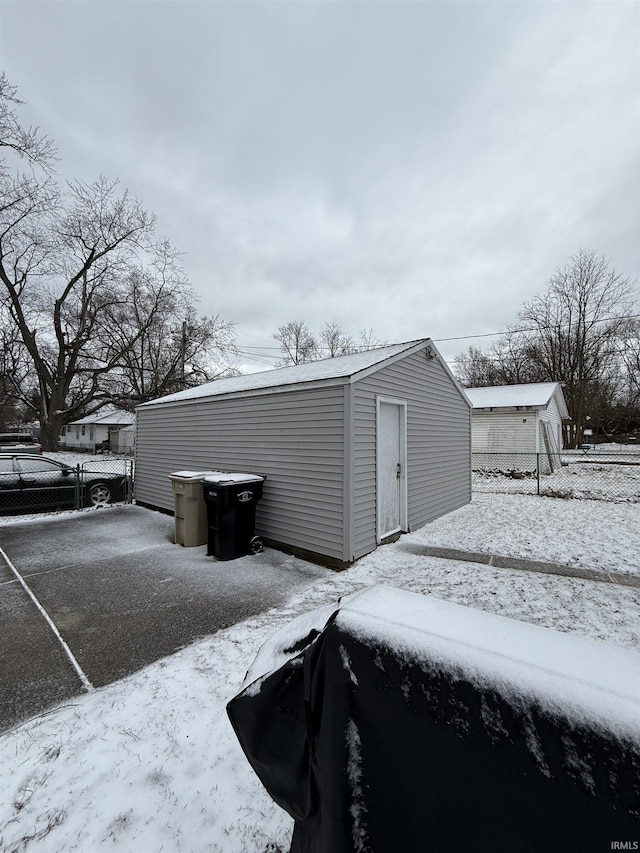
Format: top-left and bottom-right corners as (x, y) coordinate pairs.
(536, 453), (540, 495)
(74, 464), (82, 510)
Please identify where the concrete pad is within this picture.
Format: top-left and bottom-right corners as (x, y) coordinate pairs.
(0, 505), (330, 731)
(26, 545), (327, 688)
(0, 558), (15, 584)
(0, 581), (84, 732)
(0, 505), (176, 577)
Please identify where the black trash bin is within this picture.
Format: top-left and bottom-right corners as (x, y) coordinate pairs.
(202, 472), (265, 560)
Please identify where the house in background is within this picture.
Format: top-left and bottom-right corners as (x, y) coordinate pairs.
(465, 382), (569, 472)
(135, 339), (472, 568)
(61, 408), (135, 453)
(115, 423), (136, 456)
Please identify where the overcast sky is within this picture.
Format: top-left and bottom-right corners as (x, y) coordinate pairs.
(1, 0), (638, 372)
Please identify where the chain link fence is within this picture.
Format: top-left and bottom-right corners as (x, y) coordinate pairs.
(0, 455), (133, 517)
(472, 449), (640, 502)
(78, 458), (134, 507)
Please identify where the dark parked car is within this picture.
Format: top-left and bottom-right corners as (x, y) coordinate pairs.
(0, 433), (42, 455)
(0, 454), (130, 515)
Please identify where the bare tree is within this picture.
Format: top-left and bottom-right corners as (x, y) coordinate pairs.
(273, 320), (385, 366)
(453, 327), (547, 387)
(453, 345), (502, 387)
(357, 328), (384, 350)
(620, 318), (640, 408)
(0, 73), (56, 169)
(273, 320), (318, 365)
(0, 76), (237, 448)
(0, 170), (158, 447)
(320, 320), (354, 358)
(0, 303), (33, 428)
(99, 258), (238, 407)
(516, 250), (636, 446)
(453, 250), (639, 445)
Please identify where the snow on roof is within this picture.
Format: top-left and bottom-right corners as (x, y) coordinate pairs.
(465, 382), (567, 414)
(140, 340), (430, 407)
(69, 408), (135, 426)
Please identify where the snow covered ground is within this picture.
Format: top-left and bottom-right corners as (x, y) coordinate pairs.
(411, 492), (640, 576)
(473, 443), (640, 501)
(1, 492), (639, 852)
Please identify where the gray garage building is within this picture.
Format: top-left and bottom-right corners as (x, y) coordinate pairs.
(135, 339), (471, 568)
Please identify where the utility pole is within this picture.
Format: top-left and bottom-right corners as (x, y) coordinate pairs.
(180, 320), (187, 390)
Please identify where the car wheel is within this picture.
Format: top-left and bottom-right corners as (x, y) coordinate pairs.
(88, 482), (112, 507)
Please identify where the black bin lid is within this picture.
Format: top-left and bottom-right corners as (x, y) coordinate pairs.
(203, 472), (264, 487)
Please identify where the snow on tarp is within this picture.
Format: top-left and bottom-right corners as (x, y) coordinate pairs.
(239, 603), (339, 696)
(337, 586), (640, 740)
(228, 586), (640, 853)
(238, 586), (640, 736)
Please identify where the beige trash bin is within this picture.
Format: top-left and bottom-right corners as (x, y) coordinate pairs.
(169, 471), (211, 547)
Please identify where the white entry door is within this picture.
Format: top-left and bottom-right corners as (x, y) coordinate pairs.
(376, 397), (407, 542)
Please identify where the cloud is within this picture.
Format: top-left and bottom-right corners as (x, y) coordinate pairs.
(1, 0), (638, 371)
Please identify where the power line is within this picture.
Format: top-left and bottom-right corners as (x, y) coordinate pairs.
(433, 312), (640, 344)
(236, 352), (280, 365)
(237, 344), (281, 351)
(238, 311), (640, 353)
(234, 311), (640, 371)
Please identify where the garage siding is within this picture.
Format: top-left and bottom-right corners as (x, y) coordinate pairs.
(351, 351), (471, 560)
(472, 411), (537, 454)
(135, 386), (346, 561)
(135, 340), (472, 567)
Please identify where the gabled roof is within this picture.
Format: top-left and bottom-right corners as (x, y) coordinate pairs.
(68, 408), (135, 427)
(139, 339), (446, 408)
(465, 382), (569, 418)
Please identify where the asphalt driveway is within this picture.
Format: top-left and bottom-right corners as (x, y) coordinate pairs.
(0, 505), (329, 733)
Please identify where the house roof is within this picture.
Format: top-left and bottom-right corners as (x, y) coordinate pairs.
(465, 382), (569, 418)
(139, 339), (450, 408)
(68, 408), (135, 427)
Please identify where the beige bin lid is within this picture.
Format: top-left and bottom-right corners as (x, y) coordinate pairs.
(168, 471), (215, 481)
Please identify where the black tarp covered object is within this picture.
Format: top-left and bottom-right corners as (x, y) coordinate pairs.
(227, 587), (640, 853)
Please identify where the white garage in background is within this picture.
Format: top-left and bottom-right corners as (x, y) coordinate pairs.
(466, 382), (569, 472)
